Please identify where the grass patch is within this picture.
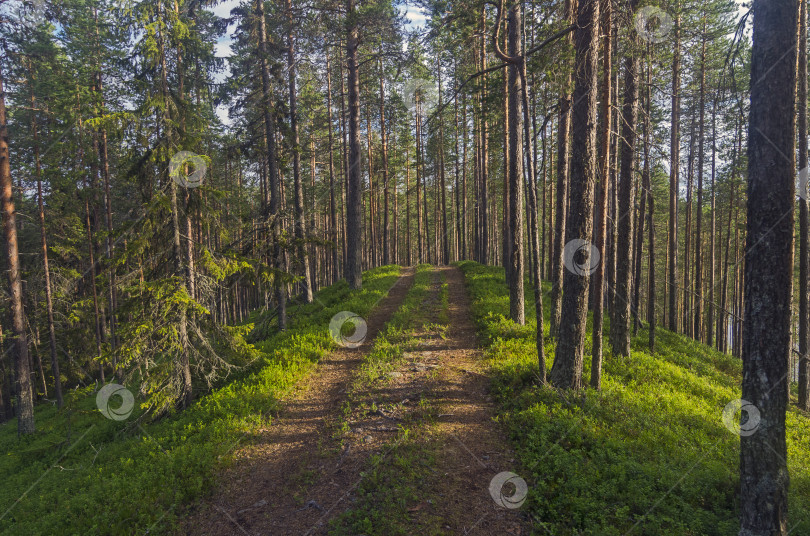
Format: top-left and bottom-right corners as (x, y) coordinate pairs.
(0, 265), (401, 535)
(457, 260), (810, 535)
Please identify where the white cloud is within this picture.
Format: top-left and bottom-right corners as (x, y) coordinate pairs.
(216, 106), (232, 127)
(403, 5), (428, 28)
(208, 0), (241, 20)
(215, 39), (234, 58)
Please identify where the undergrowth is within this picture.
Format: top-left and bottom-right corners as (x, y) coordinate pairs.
(0, 265), (401, 535)
(457, 260), (810, 536)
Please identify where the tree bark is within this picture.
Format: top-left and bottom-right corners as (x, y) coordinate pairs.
(345, 0), (363, 289)
(694, 25), (707, 342)
(479, 7), (490, 265)
(326, 54), (340, 284)
(286, 0), (313, 302)
(610, 2), (640, 358)
(504, 5), (525, 325)
(798, 0), (810, 411)
(379, 59), (391, 266)
(0, 60), (35, 434)
(28, 74), (62, 408)
(158, 2), (192, 408)
(549, 0), (575, 339)
(416, 101), (424, 263)
(740, 0), (797, 533)
(643, 53), (654, 351)
(591, 0), (612, 389)
(668, 6), (680, 333)
(256, 0), (286, 328)
(549, 0), (600, 389)
(437, 54), (450, 265)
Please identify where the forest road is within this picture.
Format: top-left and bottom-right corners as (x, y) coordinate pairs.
(182, 266), (529, 535)
(181, 266), (416, 535)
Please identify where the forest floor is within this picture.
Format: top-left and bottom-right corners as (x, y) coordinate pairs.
(182, 265), (529, 535)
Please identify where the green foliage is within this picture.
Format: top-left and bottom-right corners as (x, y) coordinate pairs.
(0, 266), (400, 535)
(457, 261), (810, 535)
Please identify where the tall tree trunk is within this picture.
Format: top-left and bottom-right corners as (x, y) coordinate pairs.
(379, 59), (391, 266)
(643, 52), (654, 351)
(550, 0), (576, 339)
(366, 106), (377, 268)
(798, 0), (810, 411)
(708, 100), (717, 348)
(78, 109), (105, 383)
(720, 176), (737, 355)
(339, 54), (349, 272)
(28, 76), (62, 408)
(406, 144), (412, 266)
(740, 0), (797, 532)
(286, 0), (313, 302)
(503, 41), (512, 285)
(500, 4), (525, 325)
(255, 0), (286, 328)
(461, 92), (469, 259)
(608, 65), (620, 317)
(549, 0), (600, 389)
(632, 168), (645, 335)
(479, 7), (490, 264)
(326, 53), (340, 283)
(416, 102), (424, 263)
(392, 128), (399, 265)
(732, 206), (740, 357)
(94, 7), (118, 357)
(668, 6), (680, 333)
(694, 24), (707, 341)
(0, 60), (35, 434)
(437, 54), (450, 265)
(591, 0), (612, 389)
(514, 7), (546, 382)
(345, 0), (362, 289)
(542, 117), (549, 280)
(683, 115), (696, 337)
(454, 80), (463, 261)
(610, 2), (640, 358)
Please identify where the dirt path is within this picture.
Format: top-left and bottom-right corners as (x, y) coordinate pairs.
(182, 266), (529, 535)
(409, 266), (529, 534)
(181, 267), (415, 536)
(326, 266), (530, 535)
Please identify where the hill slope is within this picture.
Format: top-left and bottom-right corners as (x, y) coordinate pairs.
(458, 261), (810, 535)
